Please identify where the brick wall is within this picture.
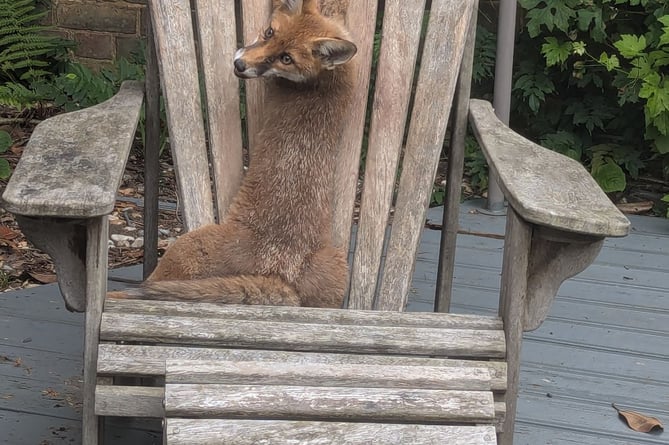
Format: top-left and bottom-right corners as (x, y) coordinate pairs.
(47, 0), (147, 69)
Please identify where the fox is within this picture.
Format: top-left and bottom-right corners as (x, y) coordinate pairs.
(108, 0), (357, 308)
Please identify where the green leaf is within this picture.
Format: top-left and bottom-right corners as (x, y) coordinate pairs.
(654, 134), (669, 154)
(0, 158), (10, 179)
(659, 15), (669, 46)
(0, 130), (11, 153)
(592, 159), (627, 192)
(599, 52), (620, 71)
(614, 35), (647, 59)
(542, 37), (572, 67)
(572, 41), (587, 56)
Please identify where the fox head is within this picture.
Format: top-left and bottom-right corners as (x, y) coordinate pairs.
(233, 0), (357, 82)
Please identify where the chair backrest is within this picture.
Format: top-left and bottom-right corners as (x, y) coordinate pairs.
(148, 0), (476, 311)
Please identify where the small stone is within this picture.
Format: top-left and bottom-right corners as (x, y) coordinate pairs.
(158, 228), (170, 236)
(123, 226), (138, 232)
(131, 237), (144, 248)
(111, 234), (134, 243)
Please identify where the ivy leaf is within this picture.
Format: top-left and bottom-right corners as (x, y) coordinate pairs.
(614, 35), (647, 59)
(542, 37), (572, 67)
(592, 159), (626, 192)
(525, 0), (578, 38)
(599, 52), (620, 71)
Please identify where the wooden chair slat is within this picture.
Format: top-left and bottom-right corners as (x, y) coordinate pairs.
(164, 420), (497, 445)
(149, 0), (215, 230)
(97, 344), (507, 389)
(99, 313), (506, 357)
(95, 386), (163, 417)
(376, 0), (476, 311)
(348, 0), (428, 310)
(164, 384), (495, 423)
(165, 359), (496, 390)
(332, 0), (378, 248)
(240, 0), (271, 154)
(104, 299), (502, 329)
(193, 0), (244, 220)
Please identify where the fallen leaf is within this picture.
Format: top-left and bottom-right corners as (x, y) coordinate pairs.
(613, 403), (664, 433)
(616, 201), (654, 214)
(0, 225), (19, 240)
(28, 271), (58, 284)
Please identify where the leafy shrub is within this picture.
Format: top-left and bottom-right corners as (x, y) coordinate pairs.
(514, 0), (668, 196)
(0, 130), (12, 179)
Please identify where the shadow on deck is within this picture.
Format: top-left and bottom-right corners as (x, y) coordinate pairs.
(1, 199), (667, 444)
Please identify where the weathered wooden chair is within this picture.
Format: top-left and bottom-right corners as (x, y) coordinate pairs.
(2, 0), (630, 444)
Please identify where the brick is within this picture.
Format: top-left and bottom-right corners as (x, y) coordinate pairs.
(57, 2), (138, 34)
(116, 36), (145, 60)
(73, 32), (114, 60)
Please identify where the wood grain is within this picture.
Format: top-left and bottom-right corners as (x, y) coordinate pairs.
(99, 313), (506, 357)
(376, 0), (476, 311)
(165, 359), (496, 391)
(95, 386), (164, 417)
(165, 384), (495, 423)
(97, 344), (507, 390)
(2, 82), (143, 218)
(469, 99), (630, 237)
(104, 299), (502, 329)
(194, 0), (244, 220)
(332, 0), (378, 249)
(149, 0), (215, 231)
(348, 0), (428, 310)
(164, 419), (497, 444)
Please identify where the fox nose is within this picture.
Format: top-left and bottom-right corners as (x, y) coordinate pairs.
(234, 59), (246, 72)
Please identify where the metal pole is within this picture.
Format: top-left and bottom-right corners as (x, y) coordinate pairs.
(484, 0), (517, 215)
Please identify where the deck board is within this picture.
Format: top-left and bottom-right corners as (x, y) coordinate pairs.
(1, 199), (668, 444)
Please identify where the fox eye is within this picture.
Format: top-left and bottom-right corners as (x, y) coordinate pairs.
(280, 53), (293, 65)
(264, 27), (274, 39)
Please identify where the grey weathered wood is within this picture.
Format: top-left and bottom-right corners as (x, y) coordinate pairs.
(100, 313), (506, 357)
(377, 0), (476, 311)
(104, 299), (502, 329)
(194, 0), (244, 220)
(143, 12), (161, 278)
(165, 359), (496, 391)
(149, 0), (215, 231)
(165, 384), (495, 423)
(95, 386), (164, 418)
(524, 233), (604, 331)
(2, 81), (143, 217)
(164, 419), (497, 445)
(97, 344), (507, 389)
(469, 99), (630, 238)
(497, 208), (531, 444)
(435, 3), (478, 313)
(348, 0), (427, 310)
(83, 217), (109, 445)
(14, 216), (87, 312)
(332, 0), (377, 248)
(240, 0), (271, 155)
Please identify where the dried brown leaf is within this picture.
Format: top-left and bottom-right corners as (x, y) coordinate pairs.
(613, 403), (664, 433)
(616, 201), (654, 215)
(0, 225), (19, 240)
(28, 272), (58, 284)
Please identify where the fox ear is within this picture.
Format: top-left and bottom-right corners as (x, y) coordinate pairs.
(273, 0), (303, 14)
(313, 38), (357, 69)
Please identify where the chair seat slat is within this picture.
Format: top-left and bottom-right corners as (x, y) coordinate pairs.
(104, 299), (502, 329)
(164, 419), (497, 444)
(99, 313), (506, 358)
(165, 384), (495, 423)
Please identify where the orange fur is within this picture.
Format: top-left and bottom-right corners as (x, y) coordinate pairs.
(109, 0), (356, 309)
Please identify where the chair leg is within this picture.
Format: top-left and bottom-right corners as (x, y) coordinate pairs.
(497, 208), (532, 445)
(82, 216), (109, 445)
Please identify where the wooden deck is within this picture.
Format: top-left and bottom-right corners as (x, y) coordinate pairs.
(1, 199), (667, 444)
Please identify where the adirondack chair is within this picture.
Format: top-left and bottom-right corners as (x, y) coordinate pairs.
(2, 0), (630, 444)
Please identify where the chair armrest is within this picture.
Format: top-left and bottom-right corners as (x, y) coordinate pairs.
(2, 81), (144, 218)
(469, 99), (630, 238)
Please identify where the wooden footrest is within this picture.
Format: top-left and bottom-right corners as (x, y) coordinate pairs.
(164, 419), (497, 444)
